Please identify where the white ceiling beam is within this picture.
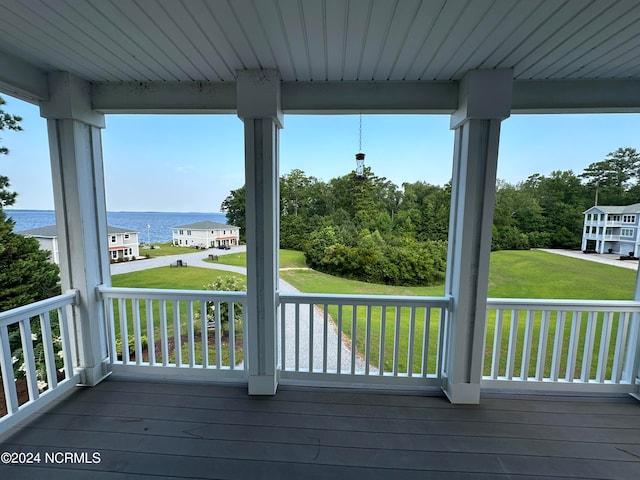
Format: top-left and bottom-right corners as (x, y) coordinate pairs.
(0, 50), (48, 103)
(90, 79), (640, 114)
(282, 81), (458, 113)
(90, 82), (237, 113)
(512, 80), (640, 113)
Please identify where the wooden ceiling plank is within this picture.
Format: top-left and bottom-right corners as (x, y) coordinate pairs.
(87, 0), (186, 81)
(300, 0), (327, 80)
(251, 0), (296, 81)
(497, 1), (594, 78)
(358, 0), (399, 81)
(440, 0), (521, 80)
(536, 3), (640, 79)
(3, 0), (122, 81)
(389, 0), (446, 81)
(371, 0), (424, 81)
(404, 0), (466, 80)
(342, 0), (371, 81)
(41, 0), (154, 81)
(118, 0), (204, 81)
(277, 0), (311, 80)
(517, 1), (619, 79)
(152, 0), (229, 81)
(325, 0), (348, 81)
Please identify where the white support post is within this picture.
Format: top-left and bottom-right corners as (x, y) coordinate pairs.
(237, 69), (283, 395)
(627, 262), (640, 401)
(40, 72), (110, 386)
(443, 70), (513, 404)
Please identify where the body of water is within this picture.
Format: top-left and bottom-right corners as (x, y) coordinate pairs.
(6, 210), (229, 244)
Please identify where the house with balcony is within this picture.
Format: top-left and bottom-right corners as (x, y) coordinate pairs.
(582, 204), (640, 256)
(171, 220), (240, 248)
(19, 224), (140, 263)
(1, 2), (639, 478)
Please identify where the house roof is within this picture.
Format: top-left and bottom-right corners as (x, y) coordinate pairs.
(172, 221), (238, 231)
(584, 203), (640, 215)
(19, 225), (138, 237)
(1, 1), (640, 113)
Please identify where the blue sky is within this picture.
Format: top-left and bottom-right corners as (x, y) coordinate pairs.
(2, 94), (640, 212)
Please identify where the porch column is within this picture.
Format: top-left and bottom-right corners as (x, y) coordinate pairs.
(40, 72), (110, 386)
(237, 70), (283, 395)
(627, 264), (640, 401)
(443, 70), (513, 404)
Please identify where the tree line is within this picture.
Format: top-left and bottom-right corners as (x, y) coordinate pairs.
(222, 147), (640, 286)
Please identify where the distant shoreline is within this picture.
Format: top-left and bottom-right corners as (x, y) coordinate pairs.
(6, 209), (226, 215)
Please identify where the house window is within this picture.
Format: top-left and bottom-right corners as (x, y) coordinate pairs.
(605, 228), (613, 235)
(623, 215), (636, 223)
(179, 229), (184, 235)
(621, 228), (634, 237)
(187, 230), (192, 235)
(111, 251), (117, 259)
(586, 214), (591, 221)
(111, 235), (116, 242)
(124, 234), (129, 239)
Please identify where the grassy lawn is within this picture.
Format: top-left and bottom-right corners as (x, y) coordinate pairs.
(112, 266), (244, 289)
(281, 249), (636, 376)
(111, 249), (637, 379)
(111, 267), (247, 366)
(208, 249), (306, 269)
(137, 242), (184, 258)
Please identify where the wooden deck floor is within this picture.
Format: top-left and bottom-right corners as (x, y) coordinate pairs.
(1, 378), (639, 479)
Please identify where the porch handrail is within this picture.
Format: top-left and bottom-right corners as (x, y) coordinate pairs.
(278, 292), (451, 386)
(487, 297), (640, 312)
(98, 286), (248, 379)
(0, 290), (81, 434)
(483, 297), (640, 392)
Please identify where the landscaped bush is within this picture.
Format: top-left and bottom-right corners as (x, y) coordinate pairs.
(305, 236), (447, 287)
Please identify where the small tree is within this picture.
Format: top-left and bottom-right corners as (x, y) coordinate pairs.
(201, 276), (246, 334)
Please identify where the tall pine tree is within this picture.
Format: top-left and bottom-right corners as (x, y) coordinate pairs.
(0, 95), (60, 311)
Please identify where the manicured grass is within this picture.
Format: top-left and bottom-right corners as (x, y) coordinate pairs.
(210, 249), (307, 269)
(111, 267), (247, 366)
(111, 250), (637, 377)
(281, 249), (636, 375)
(112, 266), (245, 290)
(137, 242), (184, 258)
(488, 250), (635, 300)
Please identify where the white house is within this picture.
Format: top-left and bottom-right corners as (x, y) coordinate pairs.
(17, 225), (60, 264)
(171, 221), (240, 248)
(582, 204), (640, 256)
(20, 225), (140, 263)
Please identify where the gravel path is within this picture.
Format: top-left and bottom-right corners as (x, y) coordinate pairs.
(111, 246), (369, 372)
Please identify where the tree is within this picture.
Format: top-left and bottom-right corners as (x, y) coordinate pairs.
(580, 147), (640, 205)
(1, 95), (61, 387)
(220, 185), (246, 243)
(0, 96), (60, 310)
(0, 96), (22, 208)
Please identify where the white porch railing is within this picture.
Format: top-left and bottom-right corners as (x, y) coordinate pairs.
(278, 293), (450, 387)
(483, 298), (640, 392)
(99, 287), (247, 380)
(0, 290), (81, 433)
(98, 287), (640, 394)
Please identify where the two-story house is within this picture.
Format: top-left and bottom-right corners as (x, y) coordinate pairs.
(581, 203), (640, 256)
(171, 221), (240, 249)
(20, 225), (140, 263)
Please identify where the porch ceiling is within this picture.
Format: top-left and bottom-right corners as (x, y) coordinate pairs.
(1, 0), (640, 111)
